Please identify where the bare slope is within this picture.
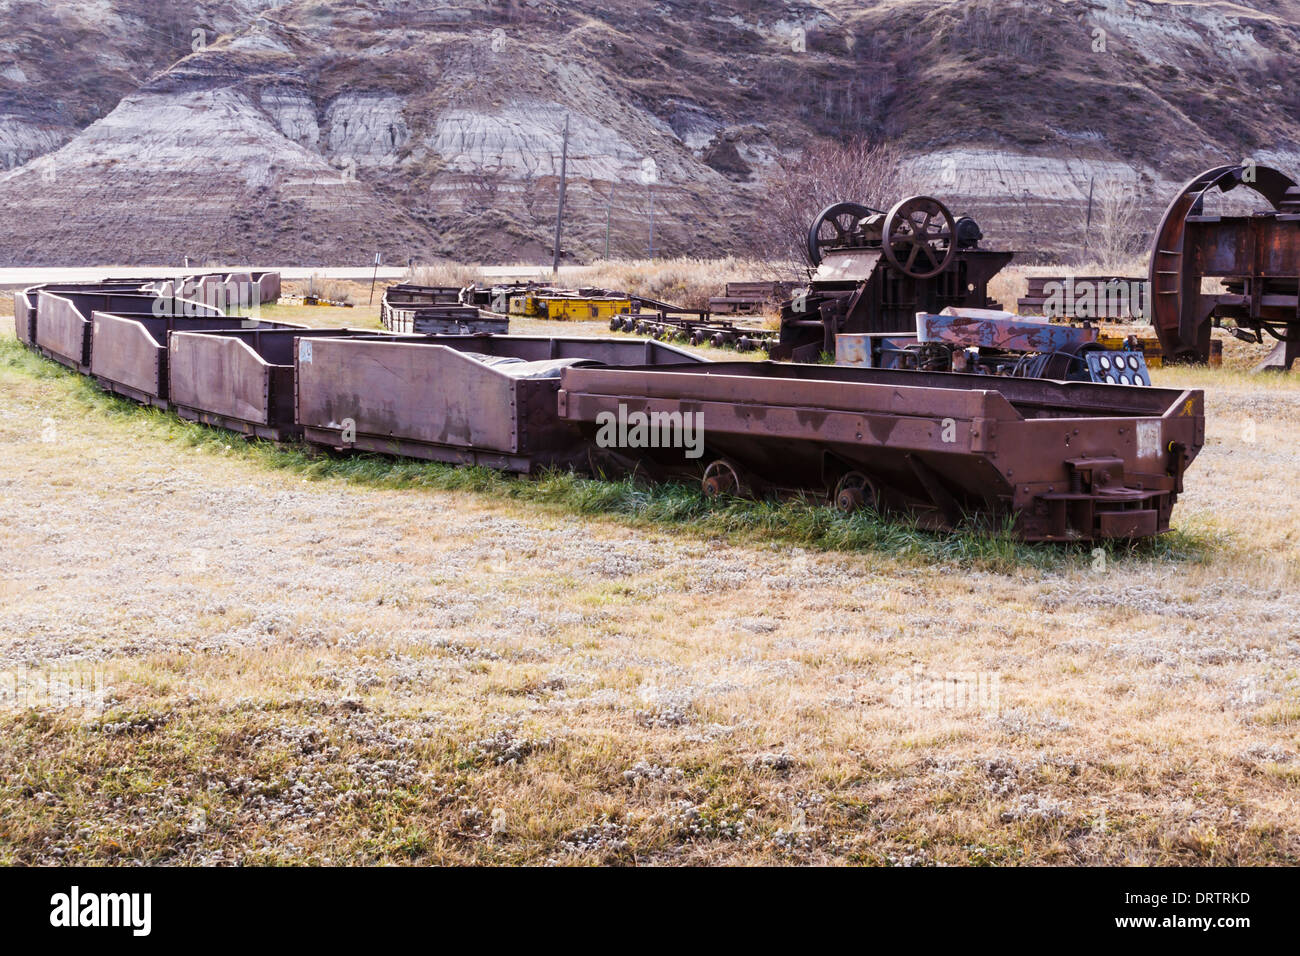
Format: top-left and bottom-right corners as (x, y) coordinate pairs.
(0, 0), (1296, 265)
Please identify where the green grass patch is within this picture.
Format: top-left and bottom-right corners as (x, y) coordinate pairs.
(2, 334), (1219, 574)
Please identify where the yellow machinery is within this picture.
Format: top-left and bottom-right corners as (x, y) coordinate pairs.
(1097, 333), (1165, 368)
(538, 296), (632, 322)
(507, 293), (542, 317)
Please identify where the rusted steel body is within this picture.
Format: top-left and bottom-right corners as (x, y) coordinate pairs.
(15, 281), (154, 347)
(145, 272), (281, 308)
(1150, 164), (1300, 367)
(253, 272), (282, 304)
(709, 280), (798, 315)
(13, 288), (35, 346)
(383, 305), (505, 335)
(380, 283), (505, 334)
(168, 328), (387, 441)
(557, 362), (1203, 541)
(296, 335), (704, 472)
(33, 290), (215, 373)
(91, 313), (304, 407)
(383, 283), (462, 308)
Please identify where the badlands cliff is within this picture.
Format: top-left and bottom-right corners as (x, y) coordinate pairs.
(0, 0), (1296, 265)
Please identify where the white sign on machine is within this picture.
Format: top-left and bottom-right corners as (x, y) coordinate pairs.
(1136, 419), (1162, 461)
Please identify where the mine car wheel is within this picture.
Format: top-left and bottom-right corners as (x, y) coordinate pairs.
(807, 201), (878, 266)
(833, 471), (880, 513)
(882, 195), (957, 279)
(702, 459), (745, 498)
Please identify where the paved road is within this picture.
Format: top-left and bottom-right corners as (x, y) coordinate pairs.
(0, 263), (587, 290)
(0, 266), (410, 290)
(479, 265), (585, 279)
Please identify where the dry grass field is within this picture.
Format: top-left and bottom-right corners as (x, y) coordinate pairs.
(1, 286), (1299, 866)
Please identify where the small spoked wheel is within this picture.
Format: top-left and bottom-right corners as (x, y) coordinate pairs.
(833, 471), (880, 513)
(702, 459), (744, 498)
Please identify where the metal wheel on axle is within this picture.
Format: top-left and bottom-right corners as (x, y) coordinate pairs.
(833, 471), (881, 513)
(702, 458), (744, 499)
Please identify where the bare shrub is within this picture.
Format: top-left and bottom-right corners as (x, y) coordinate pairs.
(565, 257), (775, 311)
(301, 275), (355, 305)
(1083, 180), (1152, 273)
(392, 257), (796, 310)
(407, 261), (485, 288)
(948, 1), (1047, 60)
(758, 137), (912, 268)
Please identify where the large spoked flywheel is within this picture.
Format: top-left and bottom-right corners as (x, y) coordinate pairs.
(806, 201), (877, 266)
(882, 195), (957, 279)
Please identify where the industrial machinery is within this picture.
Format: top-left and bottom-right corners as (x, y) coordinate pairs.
(609, 308), (776, 351)
(1150, 163), (1300, 369)
(837, 308), (1152, 385)
(464, 282), (632, 321)
(770, 195), (1014, 362)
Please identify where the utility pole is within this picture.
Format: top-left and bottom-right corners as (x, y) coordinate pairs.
(551, 113), (570, 275)
(1085, 176), (1095, 230)
(648, 183), (654, 258)
(604, 193), (612, 259)
(368, 251), (380, 305)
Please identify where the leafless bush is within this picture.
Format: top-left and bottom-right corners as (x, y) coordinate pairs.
(566, 257), (777, 310)
(758, 137), (912, 268)
(461, 162), (506, 215)
(949, 2), (1046, 60)
(407, 261), (485, 287)
(310, 277), (354, 305)
(1083, 180), (1152, 273)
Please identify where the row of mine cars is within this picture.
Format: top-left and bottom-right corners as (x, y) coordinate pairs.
(12, 274), (1204, 541)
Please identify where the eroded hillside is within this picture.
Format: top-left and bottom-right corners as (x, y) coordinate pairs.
(0, 0), (1296, 265)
